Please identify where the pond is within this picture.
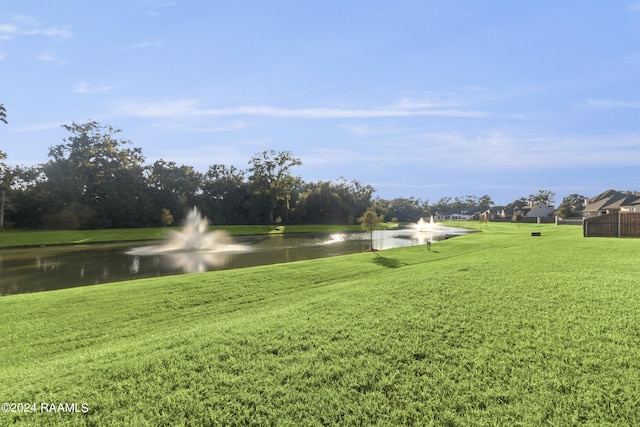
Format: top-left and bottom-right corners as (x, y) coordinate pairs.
(0, 227), (471, 296)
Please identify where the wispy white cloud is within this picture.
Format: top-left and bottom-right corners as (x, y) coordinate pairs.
(407, 132), (640, 169)
(628, 1), (640, 12)
(0, 15), (72, 40)
(146, 120), (249, 133)
(11, 122), (63, 133)
(122, 40), (163, 50)
(580, 98), (640, 109)
(148, 144), (255, 169)
(618, 52), (640, 65)
(303, 132), (640, 171)
(36, 51), (58, 62)
(302, 148), (369, 165)
(391, 88), (490, 110)
(0, 26), (14, 41)
(340, 124), (403, 135)
(145, 2), (177, 16)
(114, 99), (198, 117)
(73, 81), (113, 94)
(389, 97), (454, 109)
(0, 52), (6, 60)
(113, 98), (487, 119)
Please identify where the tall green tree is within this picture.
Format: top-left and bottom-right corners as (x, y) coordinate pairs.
(202, 164), (249, 224)
(528, 189), (556, 206)
(433, 196), (452, 214)
(147, 159), (203, 222)
(358, 208), (383, 251)
(378, 197), (426, 223)
(557, 194), (586, 219)
(343, 179), (376, 224)
(295, 180), (349, 224)
(477, 194), (494, 207)
(0, 104), (7, 227)
(160, 208), (174, 227)
(247, 150), (301, 224)
(0, 150), (6, 228)
(2, 165), (45, 228)
(42, 121), (149, 228)
(294, 178), (376, 225)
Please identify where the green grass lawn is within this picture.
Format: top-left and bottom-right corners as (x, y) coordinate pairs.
(1, 223), (639, 425)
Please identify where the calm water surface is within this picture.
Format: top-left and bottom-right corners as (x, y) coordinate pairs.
(0, 228), (470, 295)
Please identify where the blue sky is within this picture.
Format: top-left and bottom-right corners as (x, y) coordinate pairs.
(2, 1), (640, 206)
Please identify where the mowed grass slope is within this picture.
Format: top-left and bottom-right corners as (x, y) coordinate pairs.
(1, 223), (640, 425)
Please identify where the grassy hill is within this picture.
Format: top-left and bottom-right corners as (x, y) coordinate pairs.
(1, 223), (639, 425)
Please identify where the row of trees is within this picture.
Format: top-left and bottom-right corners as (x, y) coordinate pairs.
(1, 104), (9, 228)
(1, 121), (388, 229)
(1, 119), (586, 230)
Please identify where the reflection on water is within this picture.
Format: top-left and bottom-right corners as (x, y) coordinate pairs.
(163, 251), (233, 273)
(129, 256), (140, 274)
(0, 227), (472, 296)
(325, 233), (346, 244)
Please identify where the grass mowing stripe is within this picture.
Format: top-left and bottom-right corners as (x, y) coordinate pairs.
(1, 223), (640, 425)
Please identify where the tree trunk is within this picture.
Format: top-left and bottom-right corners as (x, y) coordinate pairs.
(0, 188), (4, 228)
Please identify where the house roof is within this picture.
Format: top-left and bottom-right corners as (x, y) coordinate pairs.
(486, 206), (504, 215)
(439, 206), (489, 216)
(528, 202), (554, 209)
(504, 200), (527, 214)
(584, 190), (640, 212)
(589, 189), (619, 204)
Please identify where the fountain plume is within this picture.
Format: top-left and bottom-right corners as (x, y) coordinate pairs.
(416, 216), (438, 232)
(163, 208), (233, 251)
(127, 208), (246, 272)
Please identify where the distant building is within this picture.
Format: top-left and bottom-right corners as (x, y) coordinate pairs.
(481, 200), (529, 220)
(582, 189), (640, 218)
(436, 206), (489, 221)
(526, 202), (555, 218)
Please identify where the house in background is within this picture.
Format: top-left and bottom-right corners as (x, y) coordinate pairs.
(436, 206), (488, 221)
(481, 199), (556, 222)
(526, 202), (555, 218)
(483, 206), (504, 220)
(479, 190), (640, 223)
(482, 200), (528, 220)
(621, 200), (640, 212)
(582, 190), (640, 217)
(449, 211), (474, 220)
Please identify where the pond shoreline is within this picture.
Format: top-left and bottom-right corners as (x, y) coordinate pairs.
(0, 224), (386, 249)
(0, 224), (410, 250)
(0, 227), (475, 296)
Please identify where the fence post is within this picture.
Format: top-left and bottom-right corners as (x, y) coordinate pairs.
(584, 217), (588, 237)
(618, 211), (621, 238)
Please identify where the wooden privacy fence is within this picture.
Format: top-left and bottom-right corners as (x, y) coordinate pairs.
(583, 212), (640, 238)
(556, 217), (584, 226)
(490, 217), (556, 224)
